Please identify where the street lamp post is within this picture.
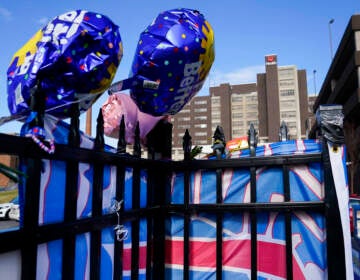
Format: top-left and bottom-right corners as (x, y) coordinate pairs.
(328, 19), (335, 59)
(313, 70), (317, 96)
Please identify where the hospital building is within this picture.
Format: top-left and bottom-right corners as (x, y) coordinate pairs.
(170, 54), (311, 158)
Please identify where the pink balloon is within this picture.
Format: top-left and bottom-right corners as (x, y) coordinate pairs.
(102, 93), (166, 145)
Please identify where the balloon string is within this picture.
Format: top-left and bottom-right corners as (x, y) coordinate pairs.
(108, 77), (159, 95)
(22, 110), (55, 154)
(0, 77), (159, 127)
(0, 92), (102, 126)
(44, 93), (101, 114)
(1, 77), (160, 126)
(27, 134), (55, 154)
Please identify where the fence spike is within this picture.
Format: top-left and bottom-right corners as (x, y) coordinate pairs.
(183, 129), (192, 161)
(68, 103), (80, 147)
(133, 121), (141, 158)
(117, 115), (127, 154)
(248, 123), (257, 156)
(94, 109), (104, 151)
(212, 126), (225, 159)
(279, 121), (289, 142)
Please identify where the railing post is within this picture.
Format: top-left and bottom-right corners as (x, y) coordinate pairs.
(247, 122), (258, 279)
(280, 120), (292, 279)
(131, 121), (141, 279)
(181, 129), (192, 280)
(146, 120), (173, 279)
(114, 116), (127, 279)
(211, 126), (225, 280)
(90, 109), (105, 280)
(21, 82), (44, 280)
(316, 105), (347, 279)
(63, 102), (80, 280)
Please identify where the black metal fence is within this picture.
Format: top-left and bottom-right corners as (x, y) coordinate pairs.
(0, 105), (347, 280)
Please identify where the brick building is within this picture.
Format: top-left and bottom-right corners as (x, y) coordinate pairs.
(171, 54), (311, 155)
(310, 14), (360, 194)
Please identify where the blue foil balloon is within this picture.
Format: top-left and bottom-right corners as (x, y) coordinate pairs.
(7, 10), (123, 119)
(129, 8), (215, 116)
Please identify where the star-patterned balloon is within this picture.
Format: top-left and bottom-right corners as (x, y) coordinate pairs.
(129, 8), (215, 116)
(7, 10), (123, 119)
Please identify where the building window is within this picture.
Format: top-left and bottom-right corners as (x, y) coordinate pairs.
(232, 129), (246, 135)
(280, 111), (296, 119)
(212, 119), (220, 125)
(177, 124), (189, 129)
(232, 120), (244, 127)
(246, 96), (258, 102)
(194, 124), (207, 128)
(232, 105), (243, 111)
(246, 112), (258, 119)
(195, 116), (207, 121)
(179, 117), (191, 121)
(247, 120), (258, 126)
(279, 79), (294, 87)
(232, 112), (243, 118)
(194, 100), (207, 105)
(232, 95), (243, 102)
(280, 89), (295, 96)
(280, 100), (295, 108)
(211, 97), (220, 105)
(287, 121), (296, 128)
(278, 68), (295, 77)
(195, 132), (207, 137)
(246, 104), (258, 110)
(212, 106), (221, 112)
(194, 108), (207, 113)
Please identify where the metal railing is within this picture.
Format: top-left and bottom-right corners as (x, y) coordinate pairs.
(0, 104), (347, 280)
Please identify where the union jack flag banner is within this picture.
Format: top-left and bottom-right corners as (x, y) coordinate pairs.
(28, 116), (353, 279)
(29, 116), (149, 280)
(168, 139), (353, 279)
